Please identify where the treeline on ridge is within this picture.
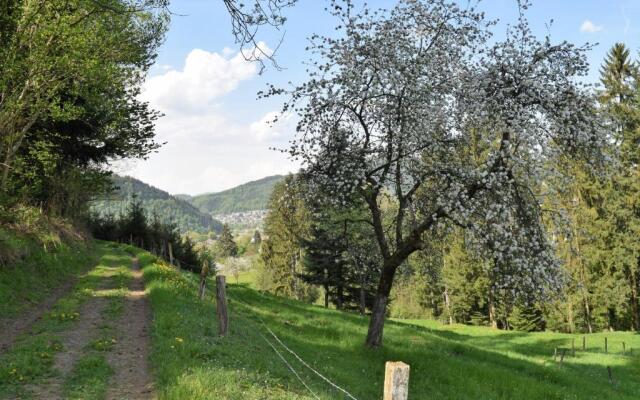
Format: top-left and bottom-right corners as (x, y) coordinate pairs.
(89, 198), (210, 274)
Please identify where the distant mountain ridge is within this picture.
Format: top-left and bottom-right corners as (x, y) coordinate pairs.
(90, 175), (223, 233)
(190, 175), (284, 215)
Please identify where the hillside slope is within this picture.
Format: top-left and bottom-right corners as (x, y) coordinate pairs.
(190, 175), (284, 214)
(142, 258), (640, 399)
(91, 175), (223, 233)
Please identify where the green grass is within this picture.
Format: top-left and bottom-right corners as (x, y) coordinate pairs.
(0, 241), (133, 399)
(63, 354), (113, 399)
(0, 227), (95, 317)
(141, 251), (640, 400)
(5, 241), (639, 399)
(234, 268), (258, 287)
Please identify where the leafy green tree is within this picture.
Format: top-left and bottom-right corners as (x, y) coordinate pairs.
(0, 0), (167, 196)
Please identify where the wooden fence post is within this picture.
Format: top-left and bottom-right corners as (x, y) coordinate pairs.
(572, 338), (575, 356)
(605, 337), (608, 354)
(216, 275), (229, 336)
(622, 342), (626, 355)
(582, 336), (586, 351)
(384, 361), (410, 400)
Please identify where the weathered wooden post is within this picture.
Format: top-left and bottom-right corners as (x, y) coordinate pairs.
(605, 337), (608, 354)
(572, 338), (575, 356)
(216, 275), (229, 336)
(622, 342), (626, 355)
(582, 336), (586, 351)
(384, 361), (410, 400)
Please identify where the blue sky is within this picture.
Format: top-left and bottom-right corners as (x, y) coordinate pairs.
(119, 0), (640, 195)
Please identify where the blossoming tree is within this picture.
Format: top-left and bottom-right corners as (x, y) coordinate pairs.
(265, 0), (606, 347)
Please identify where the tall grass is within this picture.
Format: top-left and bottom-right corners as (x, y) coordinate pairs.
(0, 207), (92, 318)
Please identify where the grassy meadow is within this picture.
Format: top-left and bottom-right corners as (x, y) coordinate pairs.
(141, 250), (640, 400)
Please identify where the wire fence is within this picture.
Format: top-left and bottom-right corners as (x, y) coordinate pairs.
(165, 265), (362, 400)
(230, 296), (360, 400)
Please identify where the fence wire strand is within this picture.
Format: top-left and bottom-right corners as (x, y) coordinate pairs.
(258, 331), (321, 400)
(264, 325), (360, 400)
(205, 281), (360, 400)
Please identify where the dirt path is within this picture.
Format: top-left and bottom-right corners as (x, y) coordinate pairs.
(27, 276), (115, 399)
(105, 258), (155, 400)
(0, 276), (80, 354)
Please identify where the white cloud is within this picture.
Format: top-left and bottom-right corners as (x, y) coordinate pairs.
(250, 111), (296, 143)
(140, 48), (258, 114)
(115, 46), (298, 195)
(580, 19), (603, 33)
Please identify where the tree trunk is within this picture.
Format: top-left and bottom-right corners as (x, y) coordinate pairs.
(290, 254), (298, 298)
(323, 283), (329, 308)
(444, 286), (453, 325)
(359, 286), (366, 315)
(365, 294), (388, 347)
(584, 297), (593, 334)
(568, 301), (575, 333)
(488, 289), (498, 329)
(336, 263), (344, 310)
(631, 268), (639, 331)
(365, 263), (397, 347)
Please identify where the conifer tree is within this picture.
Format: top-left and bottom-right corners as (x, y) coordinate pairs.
(260, 175), (318, 302)
(218, 224), (238, 258)
(252, 230), (262, 246)
(596, 43), (640, 331)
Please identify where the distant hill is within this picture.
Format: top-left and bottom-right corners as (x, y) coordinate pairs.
(90, 175), (223, 233)
(190, 175), (284, 215)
